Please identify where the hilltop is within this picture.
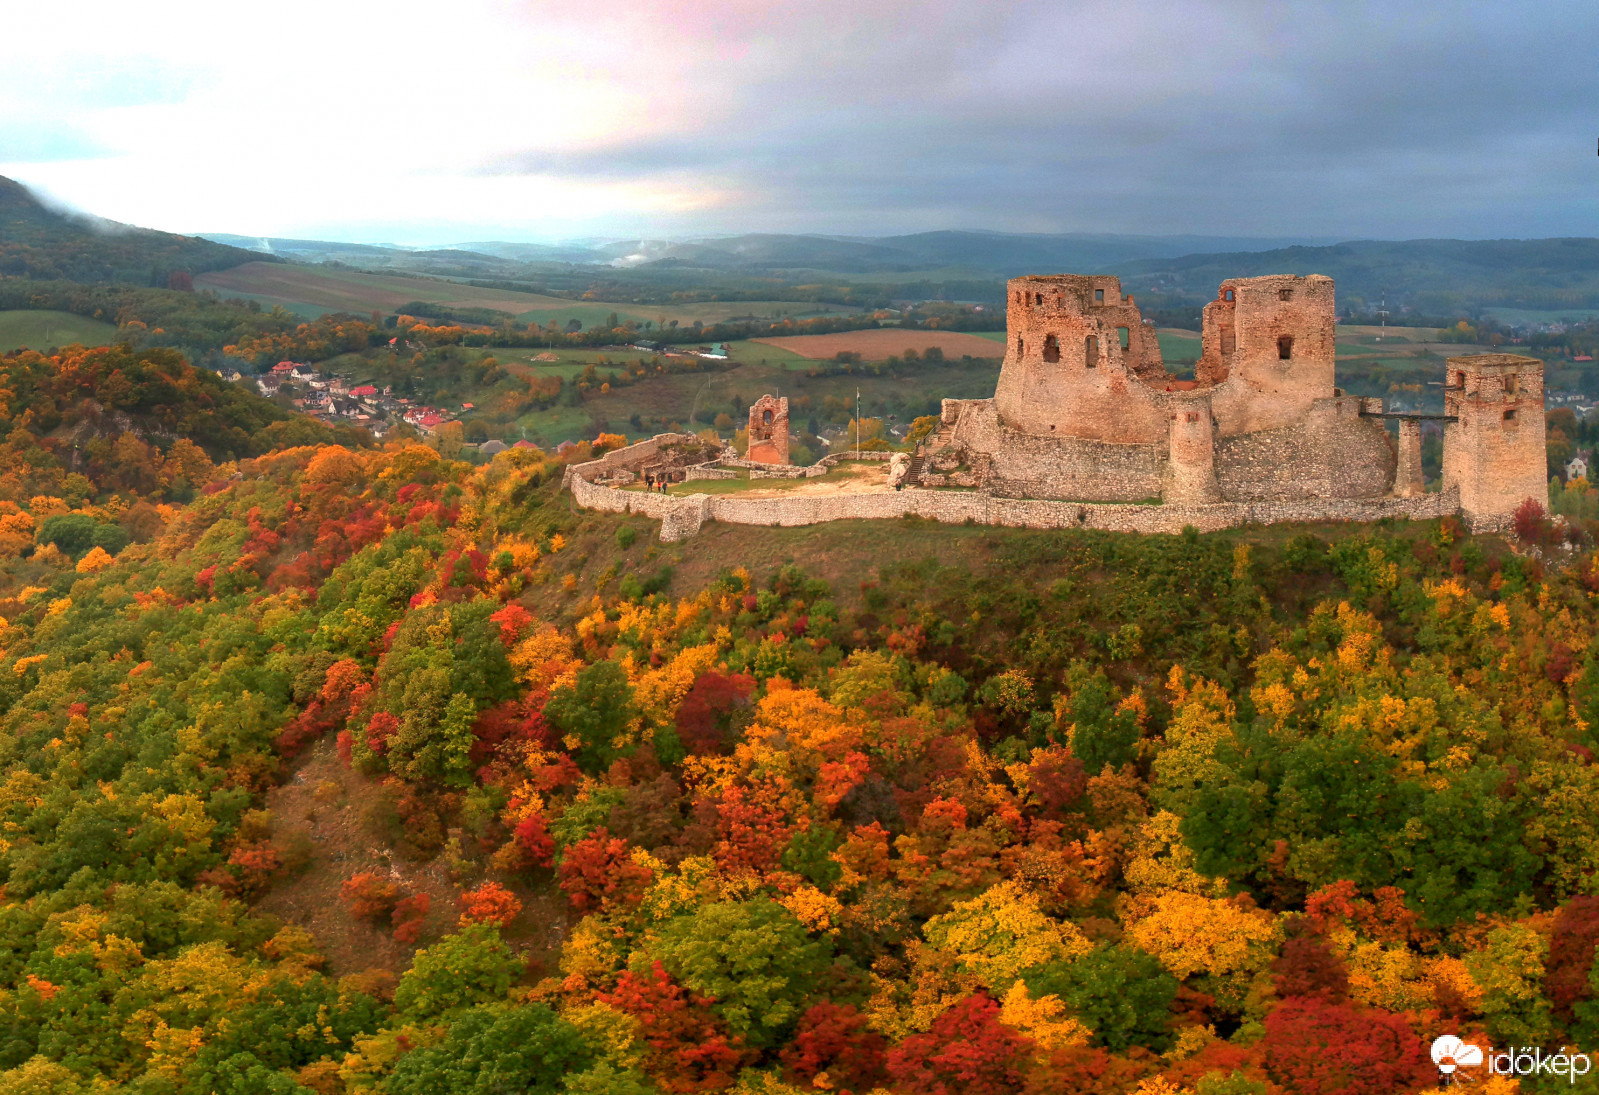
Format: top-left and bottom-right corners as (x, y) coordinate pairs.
(0, 175), (267, 285)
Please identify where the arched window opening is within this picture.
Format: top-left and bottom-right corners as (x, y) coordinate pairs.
(1043, 334), (1060, 363)
(762, 410), (773, 425)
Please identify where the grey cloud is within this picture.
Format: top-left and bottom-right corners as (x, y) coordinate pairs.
(478, 0), (1599, 239)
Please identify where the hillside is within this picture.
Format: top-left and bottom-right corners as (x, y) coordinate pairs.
(0, 175), (266, 285)
(0, 343), (366, 521)
(1120, 237), (1599, 317)
(0, 433), (1590, 1091)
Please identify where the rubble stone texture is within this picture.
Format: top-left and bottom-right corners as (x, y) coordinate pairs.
(746, 394), (789, 465)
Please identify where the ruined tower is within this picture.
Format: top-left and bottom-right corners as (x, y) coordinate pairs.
(1165, 396), (1222, 504)
(1197, 275), (1337, 436)
(993, 275), (1168, 441)
(1441, 354), (1547, 529)
(746, 394), (789, 465)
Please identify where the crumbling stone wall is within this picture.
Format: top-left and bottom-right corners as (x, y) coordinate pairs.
(1213, 398), (1395, 502)
(746, 394), (789, 465)
(945, 399), (1164, 500)
(1442, 354), (1548, 527)
(562, 433), (720, 487)
(570, 472), (1459, 543)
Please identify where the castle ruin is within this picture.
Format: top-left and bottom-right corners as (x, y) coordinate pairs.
(918, 273), (1546, 529)
(566, 272), (1549, 540)
(746, 394), (789, 465)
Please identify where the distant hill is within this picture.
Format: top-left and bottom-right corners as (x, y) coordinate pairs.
(186, 224), (1599, 319)
(1118, 238), (1599, 316)
(200, 229), (1337, 277)
(0, 176), (267, 286)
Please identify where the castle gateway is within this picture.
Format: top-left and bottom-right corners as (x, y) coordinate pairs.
(920, 274), (1546, 529)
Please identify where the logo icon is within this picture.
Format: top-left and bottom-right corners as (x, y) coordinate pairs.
(1432, 1035), (1484, 1081)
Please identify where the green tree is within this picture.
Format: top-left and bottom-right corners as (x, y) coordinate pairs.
(1024, 943), (1179, 1051)
(543, 661), (636, 774)
(393, 925), (521, 1022)
(647, 897), (833, 1047)
(380, 1004), (595, 1095)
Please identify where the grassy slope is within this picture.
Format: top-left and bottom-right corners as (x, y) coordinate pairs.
(0, 309), (120, 351)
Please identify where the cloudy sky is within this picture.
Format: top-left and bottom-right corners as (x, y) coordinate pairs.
(4, 0), (1597, 244)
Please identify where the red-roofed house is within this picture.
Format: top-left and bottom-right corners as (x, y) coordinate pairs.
(350, 385), (378, 397)
(272, 361), (295, 374)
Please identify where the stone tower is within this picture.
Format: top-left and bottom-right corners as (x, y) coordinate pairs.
(1165, 395), (1221, 504)
(747, 394), (789, 464)
(992, 275), (1168, 440)
(1194, 275), (1337, 435)
(1441, 354), (1547, 529)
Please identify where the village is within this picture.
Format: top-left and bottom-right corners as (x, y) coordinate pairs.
(252, 360), (461, 442)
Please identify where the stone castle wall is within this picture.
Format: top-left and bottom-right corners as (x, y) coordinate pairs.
(1213, 400), (1395, 502)
(946, 399), (1165, 501)
(572, 472), (1460, 543)
(563, 432), (703, 487)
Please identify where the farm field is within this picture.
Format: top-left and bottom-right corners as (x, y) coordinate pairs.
(751, 327), (1006, 360)
(195, 262), (862, 329)
(0, 309), (119, 352)
(195, 262), (582, 315)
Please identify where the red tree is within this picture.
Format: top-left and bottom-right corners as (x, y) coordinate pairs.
(391, 893), (431, 944)
(513, 814), (556, 868)
(675, 671), (756, 755)
(457, 881), (522, 928)
(557, 827), (653, 914)
(886, 994), (1034, 1095)
(1025, 745), (1088, 817)
(340, 872), (401, 922)
(1549, 896), (1599, 1020)
(781, 1002), (887, 1094)
(598, 961), (745, 1093)
(1261, 998), (1434, 1095)
(1272, 932), (1350, 1003)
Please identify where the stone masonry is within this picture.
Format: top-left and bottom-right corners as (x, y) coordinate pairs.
(567, 272), (1549, 540)
(1442, 354), (1549, 528)
(747, 394), (789, 465)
